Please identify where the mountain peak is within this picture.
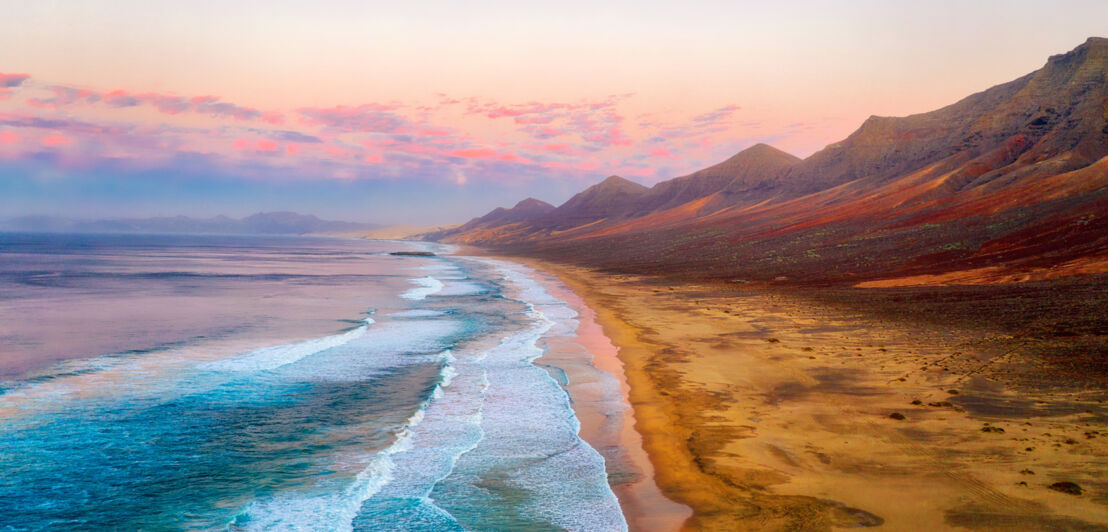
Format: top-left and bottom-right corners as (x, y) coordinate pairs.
(1048, 35), (1108, 64)
(727, 143), (801, 164)
(533, 174), (648, 230)
(1077, 36), (1108, 53)
(512, 197), (555, 211)
(586, 175), (648, 195)
(597, 175), (643, 188)
(689, 142), (800, 184)
(442, 197), (555, 235)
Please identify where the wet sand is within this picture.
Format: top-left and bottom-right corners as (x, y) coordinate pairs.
(522, 263), (693, 531)
(517, 259), (1108, 531)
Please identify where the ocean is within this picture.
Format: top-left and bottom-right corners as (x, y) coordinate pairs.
(0, 233), (627, 531)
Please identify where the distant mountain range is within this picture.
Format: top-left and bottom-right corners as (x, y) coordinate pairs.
(425, 37), (1108, 286)
(2, 212), (382, 236)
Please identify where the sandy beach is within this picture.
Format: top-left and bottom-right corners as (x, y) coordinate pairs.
(521, 263), (694, 531)
(517, 258), (1108, 531)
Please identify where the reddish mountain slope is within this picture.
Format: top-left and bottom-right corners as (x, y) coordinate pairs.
(429, 38), (1108, 285)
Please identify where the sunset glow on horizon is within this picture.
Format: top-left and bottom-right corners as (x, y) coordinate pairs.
(2, 0), (1106, 224)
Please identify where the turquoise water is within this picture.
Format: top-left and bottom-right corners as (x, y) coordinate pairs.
(0, 234), (625, 531)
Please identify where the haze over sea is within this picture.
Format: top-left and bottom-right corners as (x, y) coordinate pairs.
(0, 233), (625, 530)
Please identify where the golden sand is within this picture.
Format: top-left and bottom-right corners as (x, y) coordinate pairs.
(520, 259), (1108, 531)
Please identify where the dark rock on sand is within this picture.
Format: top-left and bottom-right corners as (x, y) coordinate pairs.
(1048, 481), (1083, 495)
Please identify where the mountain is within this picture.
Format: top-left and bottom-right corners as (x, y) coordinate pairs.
(3, 212), (381, 236)
(235, 212), (377, 235)
(423, 198), (553, 244)
(635, 143), (801, 214)
(779, 37), (1108, 198)
(427, 37), (1108, 286)
(424, 177), (651, 243)
(540, 175), (649, 230)
(474, 198), (556, 226)
(428, 144), (802, 243)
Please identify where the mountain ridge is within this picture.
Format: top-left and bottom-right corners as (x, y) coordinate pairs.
(424, 37), (1108, 286)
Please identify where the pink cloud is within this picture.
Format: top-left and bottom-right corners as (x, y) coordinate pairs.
(0, 73), (29, 88)
(538, 159), (598, 173)
(42, 134), (71, 147)
(538, 143), (574, 154)
(0, 130), (18, 143)
(192, 95), (280, 123)
(649, 104), (742, 142)
(324, 144), (352, 158)
(448, 148), (499, 159)
(513, 114), (558, 125)
(0, 74), (761, 187)
(410, 128), (451, 137)
(692, 105), (741, 124)
(522, 125), (564, 139)
(298, 104), (408, 133)
(26, 86), (100, 109)
(580, 126), (632, 147)
(471, 101), (568, 121)
(138, 93), (190, 114)
(256, 139), (278, 152)
(445, 147), (530, 163)
(0, 73), (30, 101)
(0, 112), (124, 136)
(20, 81), (282, 124)
(103, 90), (141, 107)
(649, 146), (677, 158)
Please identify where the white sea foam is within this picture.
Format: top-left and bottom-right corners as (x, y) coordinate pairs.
(232, 350), (460, 532)
(417, 262), (458, 272)
(228, 257), (625, 531)
(352, 258), (627, 531)
(232, 412), (425, 531)
(436, 279), (487, 297)
(399, 276), (444, 300)
(275, 320), (462, 382)
(351, 343), (489, 530)
(388, 309), (446, 318)
(473, 260), (627, 532)
(231, 345), (465, 527)
(198, 318), (375, 373)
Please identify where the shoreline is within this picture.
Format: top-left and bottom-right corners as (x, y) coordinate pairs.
(509, 256), (1108, 531)
(511, 260), (692, 531)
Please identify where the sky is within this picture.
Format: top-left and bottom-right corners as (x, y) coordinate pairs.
(1, 1), (1106, 225)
